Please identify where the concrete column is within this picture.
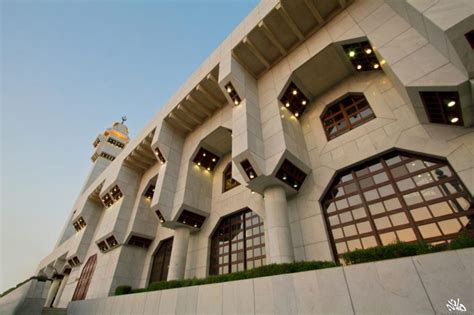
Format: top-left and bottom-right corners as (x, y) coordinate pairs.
(52, 274), (68, 308)
(167, 227), (190, 280)
(44, 278), (61, 307)
(264, 185), (294, 263)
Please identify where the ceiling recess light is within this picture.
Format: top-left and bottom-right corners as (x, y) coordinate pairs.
(207, 167), (211, 171)
(203, 153), (206, 156)
(447, 100), (456, 107)
(293, 183), (298, 188)
(285, 102), (290, 108)
(234, 100), (240, 105)
(249, 173), (255, 179)
(349, 51), (355, 57)
(197, 162), (201, 166)
(365, 48), (372, 54)
(282, 175), (287, 180)
(295, 113), (299, 117)
(212, 158), (216, 162)
(450, 117), (459, 123)
(373, 63), (379, 69)
(292, 89), (298, 95)
(356, 65), (362, 70)
(302, 100), (307, 105)
(226, 86), (232, 93)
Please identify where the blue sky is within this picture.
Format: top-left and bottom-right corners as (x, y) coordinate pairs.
(0, 0), (258, 292)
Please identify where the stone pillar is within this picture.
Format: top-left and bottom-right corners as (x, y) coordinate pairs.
(264, 185), (294, 263)
(44, 278), (61, 307)
(52, 274), (68, 308)
(167, 227), (190, 281)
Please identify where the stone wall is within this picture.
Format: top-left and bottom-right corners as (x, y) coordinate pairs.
(0, 279), (50, 315)
(67, 247), (473, 315)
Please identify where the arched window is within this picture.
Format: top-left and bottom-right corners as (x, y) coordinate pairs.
(72, 254), (97, 301)
(322, 151), (473, 260)
(222, 162), (240, 192)
(149, 237), (173, 284)
(210, 209), (265, 275)
(321, 93), (375, 140)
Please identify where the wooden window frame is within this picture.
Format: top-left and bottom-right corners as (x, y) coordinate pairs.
(321, 151), (474, 261)
(72, 254), (97, 301)
(210, 209), (266, 276)
(321, 93), (375, 140)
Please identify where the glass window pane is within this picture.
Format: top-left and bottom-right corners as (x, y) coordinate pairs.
(326, 202), (336, 213)
(336, 242), (348, 254)
(378, 184), (395, 197)
(429, 202), (453, 217)
(413, 172), (434, 186)
(343, 225), (357, 237)
(386, 155), (402, 166)
(369, 202), (385, 215)
(406, 160), (425, 173)
(369, 163), (383, 173)
(419, 223), (442, 239)
(373, 172), (388, 184)
(339, 212), (353, 223)
(360, 177), (375, 189)
(357, 221), (372, 234)
(348, 195), (362, 206)
(361, 236), (377, 249)
(332, 228), (343, 239)
(421, 186), (443, 201)
(344, 183), (357, 194)
(352, 207), (366, 220)
(438, 219), (462, 235)
(347, 239), (363, 251)
(336, 199), (349, 210)
(329, 215), (340, 226)
(384, 198), (402, 211)
(411, 207), (432, 221)
(403, 192), (423, 206)
(380, 232), (397, 245)
(397, 178), (415, 191)
(391, 165), (408, 178)
(390, 212), (409, 226)
(364, 189), (379, 202)
(375, 217), (391, 230)
(396, 228), (416, 242)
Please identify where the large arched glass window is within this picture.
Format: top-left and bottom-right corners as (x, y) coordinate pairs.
(149, 237), (173, 284)
(223, 162), (240, 192)
(322, 151), (473, 260)
(321, 93), (375, 140)
(210, 209), (265, 275)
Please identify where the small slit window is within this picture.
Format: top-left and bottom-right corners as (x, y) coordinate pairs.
(223, 162), (240, 192)
(321, 93), (375, 140)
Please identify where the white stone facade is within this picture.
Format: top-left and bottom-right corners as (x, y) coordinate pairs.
(34, 0), (473, 309)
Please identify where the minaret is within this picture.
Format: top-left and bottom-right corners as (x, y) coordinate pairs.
(55, 118), (130, 247)
(82, 117), (130, 192)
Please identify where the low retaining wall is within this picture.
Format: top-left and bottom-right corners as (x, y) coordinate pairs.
(0, 279), (50, 315)
(68, 248), (473, 314)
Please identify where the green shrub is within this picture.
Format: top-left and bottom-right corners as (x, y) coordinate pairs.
(115, 285), (132, 296)
(117, 260), (337, 296)
(342, 233), (474, 265)
(115, 234), (474, 295)
(448, 233), (474, 250)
